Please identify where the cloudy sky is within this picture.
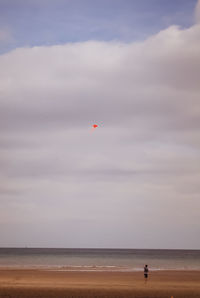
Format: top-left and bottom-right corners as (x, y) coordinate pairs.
(0, 0), (200, 249)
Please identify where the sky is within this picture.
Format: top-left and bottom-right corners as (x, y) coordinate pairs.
(0, 0), (200, 249)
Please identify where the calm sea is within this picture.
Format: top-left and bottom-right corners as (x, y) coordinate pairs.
(0, 248), (200, 271)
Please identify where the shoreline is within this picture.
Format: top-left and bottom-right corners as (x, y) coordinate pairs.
(0, 265), (200, 272)
(0, 269), (200, 297)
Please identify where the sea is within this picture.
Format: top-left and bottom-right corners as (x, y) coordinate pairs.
(0, 248), (200, 272)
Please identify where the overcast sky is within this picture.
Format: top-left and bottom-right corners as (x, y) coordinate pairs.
(0, 0), (200, 249)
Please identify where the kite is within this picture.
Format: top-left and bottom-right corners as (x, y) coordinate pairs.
(92, 124), (98, 131)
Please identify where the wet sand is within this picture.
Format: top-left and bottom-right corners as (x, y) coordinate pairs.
(0, 269), (200, 297)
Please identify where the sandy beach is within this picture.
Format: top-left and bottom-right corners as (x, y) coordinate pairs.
(0, 269), (200, 297)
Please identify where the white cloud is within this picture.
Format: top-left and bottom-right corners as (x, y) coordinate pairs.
(195, 0), (200, 23)
(0, 24), (200, 248)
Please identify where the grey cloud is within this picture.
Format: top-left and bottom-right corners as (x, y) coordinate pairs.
(0, 25), (200, 248)
(0, 186), (22, 196)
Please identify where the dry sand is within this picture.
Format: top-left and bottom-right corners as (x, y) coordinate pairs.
(0, 269), (200, 297)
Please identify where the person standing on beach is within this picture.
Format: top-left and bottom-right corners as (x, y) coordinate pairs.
(144, 264), (149, 280)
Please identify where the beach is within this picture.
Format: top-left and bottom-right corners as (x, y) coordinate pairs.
(0, 269), (200, 297)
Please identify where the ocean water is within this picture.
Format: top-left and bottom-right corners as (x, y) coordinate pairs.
(0, 248), (200, 271)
